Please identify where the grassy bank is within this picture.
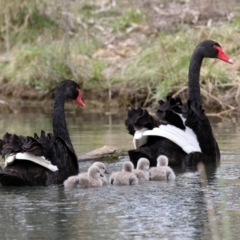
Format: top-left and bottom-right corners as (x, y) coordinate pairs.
(0, 0), (240, 112)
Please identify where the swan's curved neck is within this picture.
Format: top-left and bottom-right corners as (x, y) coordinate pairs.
(52, 90), (72, 146)
(188, 48), (204, 104)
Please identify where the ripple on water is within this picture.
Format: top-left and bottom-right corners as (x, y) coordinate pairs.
(1, 114), (240, 239)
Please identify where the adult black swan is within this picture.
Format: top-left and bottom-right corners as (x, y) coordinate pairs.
(0, 80), (85, 186)
(125, 40), (233, 167)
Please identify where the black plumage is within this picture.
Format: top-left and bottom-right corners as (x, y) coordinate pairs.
(125, 40), (232, 167)
(0, 80), (85, 186)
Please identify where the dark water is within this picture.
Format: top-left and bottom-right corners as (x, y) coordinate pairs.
(0, 107), (240, 240)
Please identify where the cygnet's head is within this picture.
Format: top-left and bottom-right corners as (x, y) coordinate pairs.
(157, 155), (168, 167)
(88, 166), (103, 179)
(93, 162), (109, 174)
(137, 158), (150, 171)
(122, 161), (134, 172)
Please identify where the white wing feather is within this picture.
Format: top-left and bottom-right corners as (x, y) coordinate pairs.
(143, 124), (201, 154)
(4, 152), (59, 172)
(133, 128), (149, 149)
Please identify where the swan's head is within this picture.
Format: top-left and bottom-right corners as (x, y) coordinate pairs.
(122, 161), (134, 172)
(93, 162), (109, 174)
(88, 166), (103, 179)
(137, 158), (150, 171)
(196, 40), (233, 64)
(60, 79), (85, 108)
(157, 155), (168, 167)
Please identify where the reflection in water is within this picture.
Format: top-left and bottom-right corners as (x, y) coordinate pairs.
(0, 109), (240, 239)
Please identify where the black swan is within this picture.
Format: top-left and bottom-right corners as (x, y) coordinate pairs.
(125, 40), (233, 167)
(0, 79), (85, 186)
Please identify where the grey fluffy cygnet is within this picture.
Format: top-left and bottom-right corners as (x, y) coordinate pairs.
(133, 158), (150, 180)
(79, 162), (109, 185)
(109, 161), (138, 185)
(64, 166), (103, 189)
(149, 155), (176, 180)
(63, 175), (83, 189)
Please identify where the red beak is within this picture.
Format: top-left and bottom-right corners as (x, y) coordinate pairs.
(214, 45), (234, 64)
(76, 89), (85, 108)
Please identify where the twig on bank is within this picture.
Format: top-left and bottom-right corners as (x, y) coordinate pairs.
(143, 84), (152, 107)
(216, 83), (239, 87)
(0, 100), (17, 113)
(201, 88), (235, 110)
(172, 86), (188, 98)
(234, 83), (240, 107)
(207, 108), (235, 117)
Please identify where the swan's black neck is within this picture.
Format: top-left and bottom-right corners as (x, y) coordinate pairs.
(52, 88), (72, 148)
(188, 47), (204, 104)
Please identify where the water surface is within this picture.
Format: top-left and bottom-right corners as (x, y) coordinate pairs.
(0, 108), (240, 239)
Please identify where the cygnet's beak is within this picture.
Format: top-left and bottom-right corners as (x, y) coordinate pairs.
(100, 173), (104, 177)
(104, 169), (109, 174)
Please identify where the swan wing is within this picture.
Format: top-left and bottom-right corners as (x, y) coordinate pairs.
(143, 125), (201, 154)
(4, 152), (59, 172)
(133, 128), (149, 149)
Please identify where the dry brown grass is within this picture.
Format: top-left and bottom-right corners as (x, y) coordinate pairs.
(0, 0), (239, 111)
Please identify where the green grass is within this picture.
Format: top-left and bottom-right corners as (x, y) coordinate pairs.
(0, 0), (239, 108)
(111, 9), (145, 32)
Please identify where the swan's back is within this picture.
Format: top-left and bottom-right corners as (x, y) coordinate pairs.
(0, 134), (78, 186)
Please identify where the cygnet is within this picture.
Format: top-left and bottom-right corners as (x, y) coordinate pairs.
(133, 158), (150, 180)
(149, 155), (176, 180)
(79, 162), (109, 185)
(64, 166), (103, 189)
(109, 161), (138, 185)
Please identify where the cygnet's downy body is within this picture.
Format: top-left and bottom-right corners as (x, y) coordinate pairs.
(133, 158), (150, 180)
(64, 166), (103, 189)
(149, 155), (176, 181)
(63, 175), (81, 189)
(109, 161), (138, 185)
(79, 162), (109, 185)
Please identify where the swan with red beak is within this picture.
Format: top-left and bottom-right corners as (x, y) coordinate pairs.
(126, 40), (234, 167)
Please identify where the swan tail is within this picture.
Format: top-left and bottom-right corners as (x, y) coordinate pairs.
(125, 107), (160, 137)
(125, 107), (161, 149)
(156, 97), (186, 130)
(182, 100), (206, 126)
